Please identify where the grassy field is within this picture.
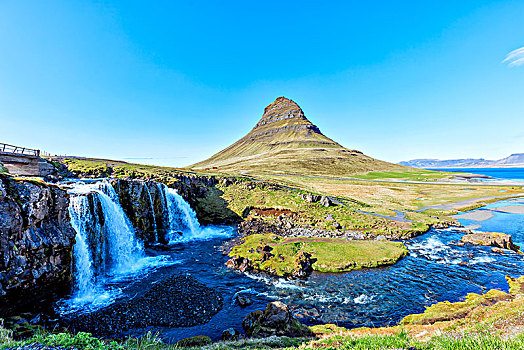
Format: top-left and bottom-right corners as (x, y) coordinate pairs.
(228, 234), (408, 275)
(257, 174), (524, 212)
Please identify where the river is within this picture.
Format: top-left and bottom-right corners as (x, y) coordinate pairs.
(57, 180), (524, 343)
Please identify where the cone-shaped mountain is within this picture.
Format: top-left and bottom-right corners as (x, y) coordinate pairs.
(191, 97), (402, 176)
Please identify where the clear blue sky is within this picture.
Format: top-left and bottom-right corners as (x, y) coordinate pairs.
(1, 0), (523, 166)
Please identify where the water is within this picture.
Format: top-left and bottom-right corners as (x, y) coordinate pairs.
(61, 180), (171, 313)
(429, 167), (524, 182)
(60, 180), (524, 342)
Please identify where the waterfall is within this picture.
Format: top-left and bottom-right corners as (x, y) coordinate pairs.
(159, 184), (232, 243)
(62, 179), (231, 313)
(64, 180), (151, 311)
(162, 184), (200, 241)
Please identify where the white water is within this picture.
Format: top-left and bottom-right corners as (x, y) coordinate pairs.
(61, 180), (232, 313)
(160, 184), (231, 242)
(62, 181), (168, 313)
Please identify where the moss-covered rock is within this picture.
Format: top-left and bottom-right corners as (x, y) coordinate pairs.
(176, 335), (212, 348)
(461, 232), (522, 254)
(506, 275), (524, 296)
(401, 288), (511, 325)
(226, 234), (408, 278)
(242, 301), (312, 338)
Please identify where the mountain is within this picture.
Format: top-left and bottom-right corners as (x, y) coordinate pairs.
(191, 97), (402, 176)
(399, 153), (524, 168)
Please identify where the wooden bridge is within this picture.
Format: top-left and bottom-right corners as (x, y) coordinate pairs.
(0, 143), (55, 176)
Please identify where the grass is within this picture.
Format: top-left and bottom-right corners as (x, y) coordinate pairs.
(351, 170), (450, 181)
(54, 157), (524, 241)
(228, 234), (408, 276)
(401, 289), (511, 325)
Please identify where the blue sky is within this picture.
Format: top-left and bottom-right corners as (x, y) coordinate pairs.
(1, 0), (523, 166)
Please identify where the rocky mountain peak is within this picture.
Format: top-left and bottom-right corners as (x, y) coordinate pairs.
(191, 96), (399, 176)
(246, 97), (323, 141)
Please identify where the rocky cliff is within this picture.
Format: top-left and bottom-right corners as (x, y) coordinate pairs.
(0, 175), (76, 315)
(110, 176), (240, 243)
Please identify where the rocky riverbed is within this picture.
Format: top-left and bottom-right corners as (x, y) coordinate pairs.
(65, 274), (223, 336)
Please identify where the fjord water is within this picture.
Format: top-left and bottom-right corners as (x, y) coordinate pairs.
(429, 167), (524, 181)
(60, 180), (524, 342)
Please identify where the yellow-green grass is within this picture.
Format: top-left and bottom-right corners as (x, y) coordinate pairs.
(258, 174), (524, 211)
(217, 182), (431, 238)
(351, 169), (451, 181)
(228, 234), (408, 275)
(401, 289), (511, 325)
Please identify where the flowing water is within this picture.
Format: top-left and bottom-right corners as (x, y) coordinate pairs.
(59, 179), (524, 342)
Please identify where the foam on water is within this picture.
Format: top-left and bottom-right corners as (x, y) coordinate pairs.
(61, 180), (174, 314)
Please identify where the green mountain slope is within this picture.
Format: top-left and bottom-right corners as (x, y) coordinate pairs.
(191, 97), (403, 176)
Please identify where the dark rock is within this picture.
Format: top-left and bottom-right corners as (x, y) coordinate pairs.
(301, 194), (320, 203)
(221, 328), (241, 341)
(66, 274), (223, 336)
(176, 335), (212, 348)
(242, 301), (313, 338)
(0, 175), (76, 315)
(236, 293), (253, 307)
(320, 196), (333, 207)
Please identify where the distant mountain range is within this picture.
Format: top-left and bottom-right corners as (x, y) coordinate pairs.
(399, 153), (524, 168)
(191, 97), (402, 176)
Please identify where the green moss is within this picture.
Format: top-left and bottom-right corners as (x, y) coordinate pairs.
(401, 289), (511, 325)
(506, 275), (524, 296)
(309, 324), (348, 335)
(175, 335), (212, 348)
(229, 234), (408, 276)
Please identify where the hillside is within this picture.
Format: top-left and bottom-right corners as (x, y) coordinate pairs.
(400, 153), (524, 168)
(191, 97), (403, 176)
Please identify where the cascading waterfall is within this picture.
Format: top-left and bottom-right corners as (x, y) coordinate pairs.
(64, 180), (152, 311)
(62, 179), (231, 313)
(163, 185), (200, 239)
(159, 183), (232, 243)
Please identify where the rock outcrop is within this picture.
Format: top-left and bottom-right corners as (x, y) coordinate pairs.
(242, 301), (312, 338)
(460, 232), (522, 254)
(110, 179), (169, 244)
(0, 175), (76, 315)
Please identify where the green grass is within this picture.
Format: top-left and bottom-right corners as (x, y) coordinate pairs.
(298, 332), (524, 350)
(401, 289), (511, 325)
(352, 170), (449, 181)
(228, 234), (408, 276)
(219, 182), (432, 238)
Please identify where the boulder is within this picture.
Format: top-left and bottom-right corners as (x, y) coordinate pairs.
(236, 293), (253, 307)
(242, 301), (313, 338)
(301, 194), (320, 203)
(221, 328), (241, 341)
(320, 196), (333, 207)
(176, 335), (212, 348)
(461, 232), (522, 254)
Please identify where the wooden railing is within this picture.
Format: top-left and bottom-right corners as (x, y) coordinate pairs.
(0, 143), (40, 157)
